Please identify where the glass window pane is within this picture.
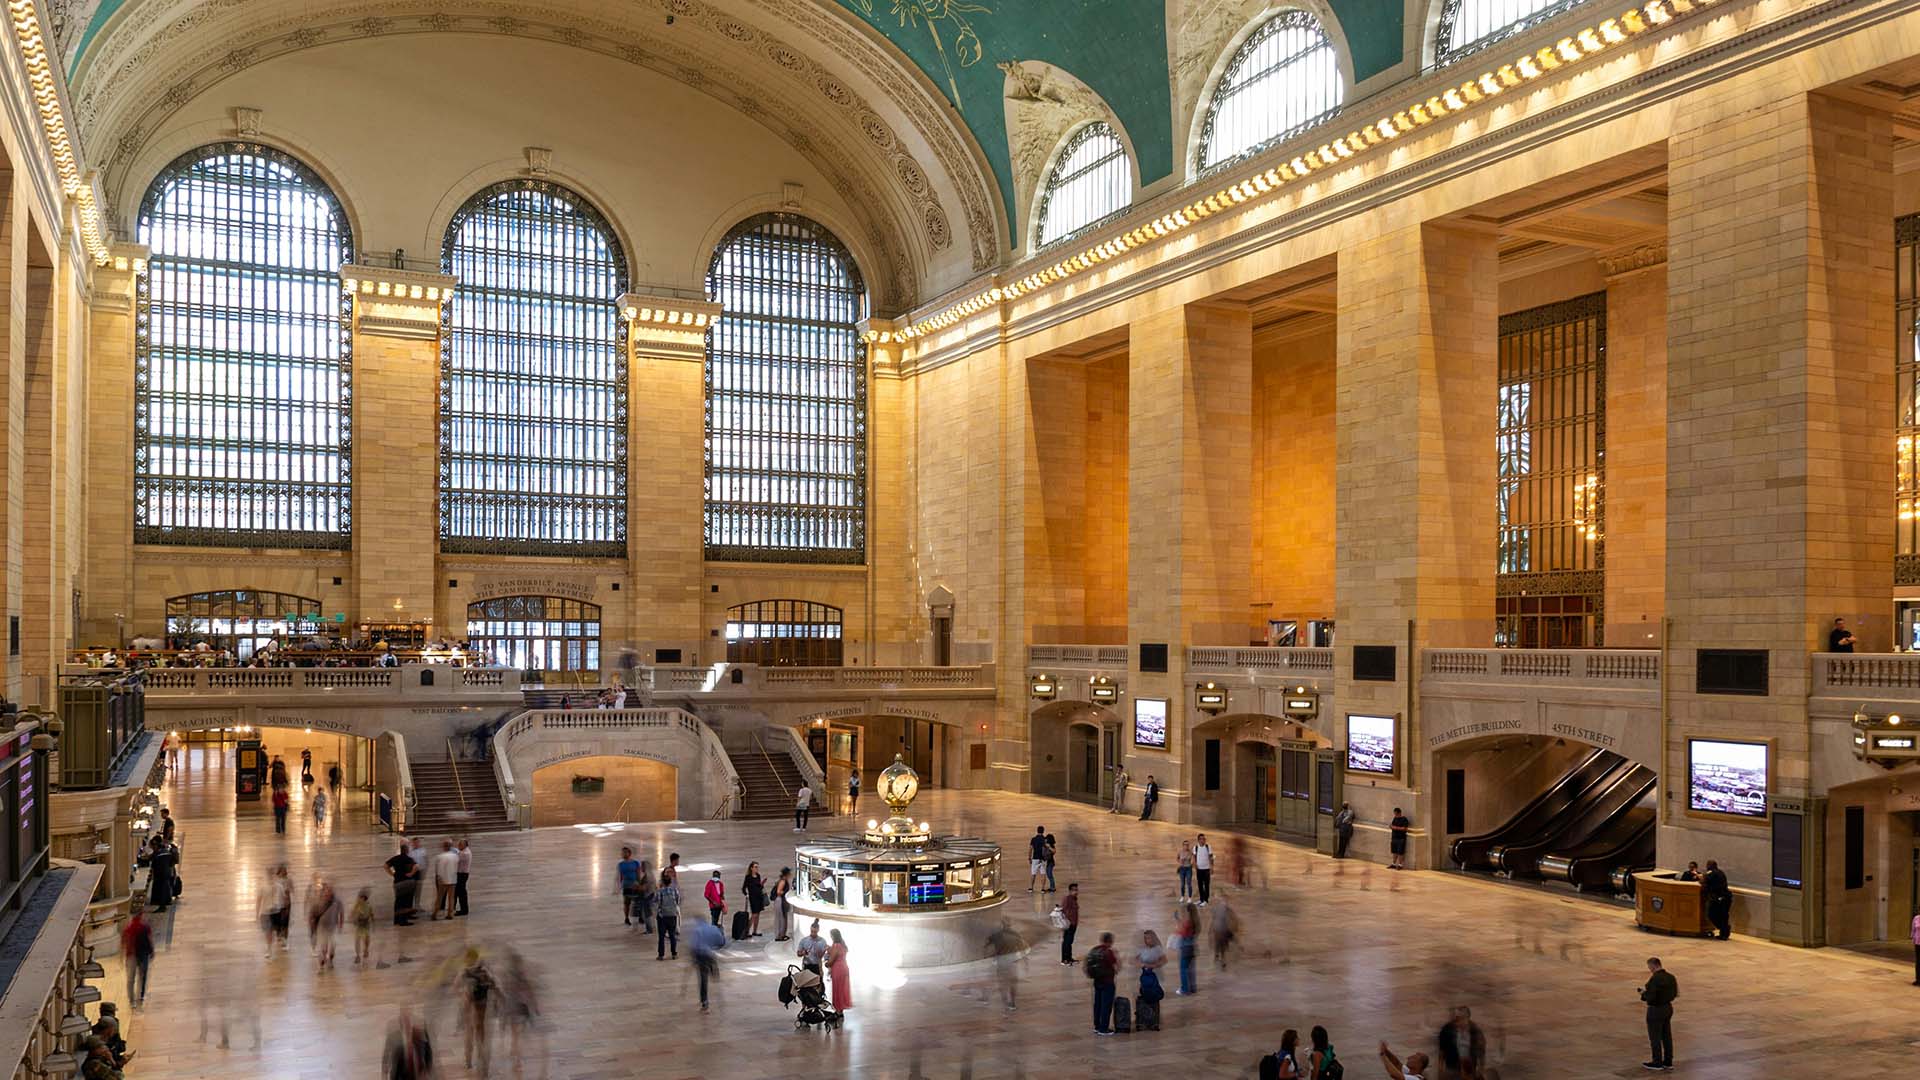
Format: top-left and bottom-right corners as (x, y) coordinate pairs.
(1035, 123), (1131, 248)
(1436, 0), (1584, 64)
(1198, 11), (1343, 170)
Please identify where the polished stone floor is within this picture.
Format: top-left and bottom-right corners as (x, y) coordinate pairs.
(103, 746), (1913, 1079)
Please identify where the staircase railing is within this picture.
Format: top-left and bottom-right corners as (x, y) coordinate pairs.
(444, 737), (469, 815)
(751, 727), (790, 805)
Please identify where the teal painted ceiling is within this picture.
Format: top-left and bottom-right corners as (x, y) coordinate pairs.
(76, 0), (1407, 241)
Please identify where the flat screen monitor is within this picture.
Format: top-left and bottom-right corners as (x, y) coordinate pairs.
(908, 870), (944, 904)
(1687, 738), (1769, 819)
(1771, 811), (1803, 889)
(1133, 698), (1168, 748)
(1345, 714), (1397, 775)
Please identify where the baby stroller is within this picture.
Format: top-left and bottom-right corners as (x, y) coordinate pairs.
(778, 965), (843, 1030)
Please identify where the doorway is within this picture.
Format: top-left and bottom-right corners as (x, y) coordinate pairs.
(1069, 723), (1102, 800)
(1277, 742), (1315, 838)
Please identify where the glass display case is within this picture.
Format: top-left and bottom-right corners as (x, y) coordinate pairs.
(793, 836), (1002, 913)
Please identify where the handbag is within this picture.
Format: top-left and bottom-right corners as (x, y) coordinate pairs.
(1048, 905), (1069, 929)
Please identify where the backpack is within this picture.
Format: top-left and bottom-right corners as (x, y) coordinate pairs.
(1083, 947), (1113, 981)
(1319, 1049), (1344, 1080)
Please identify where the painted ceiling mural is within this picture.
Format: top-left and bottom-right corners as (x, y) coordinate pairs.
(65, 0), (1406, 243)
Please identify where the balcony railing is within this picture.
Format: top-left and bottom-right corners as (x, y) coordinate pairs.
(1813, 652), (1920, 695)
(636, 664), (996, 695)
(141, 665), (520, 696)
(1188, 647), (1335, 674)
(1027, 645), (1129, 668)
(1422, 649), (1660, 688)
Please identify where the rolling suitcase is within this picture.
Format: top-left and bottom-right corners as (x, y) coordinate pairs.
(1111, 996), (1132, 1033)
(1136, 997), (1161, 1031)
(731, 910), (750, 941)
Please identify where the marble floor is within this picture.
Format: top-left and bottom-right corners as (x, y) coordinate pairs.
(102, 746), (1913, 1079)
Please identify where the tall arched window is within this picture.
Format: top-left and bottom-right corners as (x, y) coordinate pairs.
(725, 600), (844, 666)
(441, 180), (628, 556)
(1198, 10), (1343, 170)
(704, 213), (867, 563)
(1035, 122), (1131, 249)
(1436, 0), (1582, 64)
(164, 589), (323, 658)
(135, 144), (353, 547)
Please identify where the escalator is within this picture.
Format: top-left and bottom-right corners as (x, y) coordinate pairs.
(1490, 761), (1657, 878)
(1450, 748), (1623, 871)
(1538, 803), (1656, 891)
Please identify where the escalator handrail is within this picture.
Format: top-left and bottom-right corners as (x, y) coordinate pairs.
(1498, 765), (1657, 869)
(1451, 749), (1622, 865)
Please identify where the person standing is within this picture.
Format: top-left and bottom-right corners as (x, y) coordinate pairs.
(796, 919), (829, 976)
(1389, 808), (1411, 870)
(311, 786), (329, 829)
(826, 928), (853, 1015)
(1174, 902), (1198, 995)
(1028, 826), (1049, 892)
(1135, 929), (1167, 1030)
(1194, 833), (1214, 905)
(350, 888), (375, 965)
(703, 869), (727, 927)
(1139, 776), (1160, 821)
(1829, 617), (1857, 653)
(121, 910), (154, 1008)
(1110, 766), (1129, 815)
(743, 861), (767, 937)
(159, 808), (175, 845)
(146, 838), (178, 913)
(772, 867), (794, 941)
(385, 843), (418, 926)
(1177, 841), (1196, 901)
(794, 783), (813, 831)
(300, 747), (313, 783)
(1059, 882), (1081, 965)
(1308, 1026), (1340, 1080)
(689, 919), (726, 1012)
(271, 785), (290, 835)
(431, 840), (460, 920)
(454, 839), (472, 917)
(616, 847), (642, 926)
(847, 771), (861, 815)
(1085, 931), (1122, 1035)
(1639, 957), (1678, 1071)
(1043, 832), (1059, 892)
(1701, 859), (1731, 940)
(1335, 802), (1356, 859)
(655, 871), (681, 960)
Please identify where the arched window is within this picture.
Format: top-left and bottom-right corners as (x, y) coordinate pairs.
(725, 600), (844, 667)
(1035, 122), (1131, 248)
(704, 214), (867, 563)
(135, 145), (353, 547)
(1436, 0), (1583, 64)
(441, 180), (628, 556)
(465, 595), (602, 674)
(164, 589), (324, 658)
(1198, 10), (1343, 171)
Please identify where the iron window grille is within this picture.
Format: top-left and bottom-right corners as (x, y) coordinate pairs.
(1495, 292), (1606, 648)
(1897, 215), (1920, 585)
(465, 594), (602, 674)
(440, 180), (629, 557)
(1434, 0), (1590, 65)
(724, 599), (845, 667)
(704, 213), (868, 564)
(1034, 122), (1131, 250)
(164, 589), (325, 658)
(1198, 10), (1344, 172)
(134, 144), (354, 549)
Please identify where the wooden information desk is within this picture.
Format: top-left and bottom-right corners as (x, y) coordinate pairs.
(1633, 871), (1711, 936)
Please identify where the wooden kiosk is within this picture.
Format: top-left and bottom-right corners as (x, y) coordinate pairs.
(1633, 871), (1711, 936)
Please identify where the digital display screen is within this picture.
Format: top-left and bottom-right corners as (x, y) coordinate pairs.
(1771, 811), (1803, 889)
(1688, 739), (1768, 819)
(1345, 714), (1396, 775)
(908, 870), (944, 904)
(1134, 698), (1168, 748)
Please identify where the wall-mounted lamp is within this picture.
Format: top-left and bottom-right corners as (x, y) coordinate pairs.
(1088, 674), (1119, 705)
(1283, 689), (1319, 720)
(1030, 674), (1057, 701)
(1195, 681), (1228, 716)
(1853, 707), (1918, 766)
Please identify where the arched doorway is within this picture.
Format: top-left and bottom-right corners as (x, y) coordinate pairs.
(1029, 701), (1120, 802)
(164, 589), (324, 658)
(1190, 713), (1329, 842)
(465, 595), (602, 678)
(529, 755), (677, 827)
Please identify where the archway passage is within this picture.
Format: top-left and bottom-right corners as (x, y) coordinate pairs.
(1823, 770), (1920, 948)
(1187, 713), (1330, 844)
(530, 756), (677, 828)
(1028, 701), (1120, 803)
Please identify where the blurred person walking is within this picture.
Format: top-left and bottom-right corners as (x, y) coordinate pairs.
(457, 948), (495, 1075)
(1209, 891), (1238, 969)
(351, 888), (375, 965)
(1174, 902), (1199, 995)
(987, 918), (1025, 1010)
(1334, 803), (1355, 859)
(1437, 1007), (1486, 1079)
(382, 1009), (433, 1080)
(120, 910), (154, 1008)
(1110, 766), (1129, 814)
(689, 918), (726, 1012)
(271, 785), (290, 835)
(259, 865), (293, 955)
(616, 847), (642, 926)
(310, 879), (343, 969)
(499, 947), (547, 1078)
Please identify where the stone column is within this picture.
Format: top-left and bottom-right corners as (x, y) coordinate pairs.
(1663, 86), (1894, 905)
(1334, 222), (1499, 863)
(79, 247), (145, 649)
(1601, 247), (1668, 648)
(1125, 302), (1254, 819)
(622, 294), (720, 664)
(20, 251), (55, 703)
(0, 172), (30, 699)
(343, 265), (457, 629)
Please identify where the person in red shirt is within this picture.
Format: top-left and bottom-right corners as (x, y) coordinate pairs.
(1059, 883), (1080, 965)
(121, 911), (154, 1007)
(271, 785), (290, 834)
(703, 871), (727, 926)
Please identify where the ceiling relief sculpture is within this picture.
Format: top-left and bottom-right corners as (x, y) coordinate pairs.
(1000, 61), (1115, 247)
(69, 0), (1008, 307)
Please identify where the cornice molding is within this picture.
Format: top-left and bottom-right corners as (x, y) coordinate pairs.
(1598, 242), (1669, 278)
(341, 263), (456, 340)
(621, 292), (722, 363)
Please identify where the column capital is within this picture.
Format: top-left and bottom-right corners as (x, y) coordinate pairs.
(89, 242), (148, 313)
(859, 317), (905, 378)
(621, 292), (721, 363)
(342, 264), (457, 340)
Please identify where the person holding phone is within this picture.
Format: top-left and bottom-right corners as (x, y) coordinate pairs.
(1639, 957), (1678, 1071)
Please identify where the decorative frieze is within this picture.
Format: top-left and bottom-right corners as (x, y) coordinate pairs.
(621, 292), (722, 363)
(341, 264), (457, 340)
(1598, 243), (1668, 278)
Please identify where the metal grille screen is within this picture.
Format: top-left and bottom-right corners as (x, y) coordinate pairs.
(704, 214), (867, 563)
(135, 144), (353, 547)
(441, 181), (628, 556)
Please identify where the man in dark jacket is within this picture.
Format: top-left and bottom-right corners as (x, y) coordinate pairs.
(1138, 776), (1159, 821)
(1436, 1005), (1486, 1078)
(1701, 860), (1732, 940)
(1639, 957), (1678, 1070)
(146, 839), (178, 912)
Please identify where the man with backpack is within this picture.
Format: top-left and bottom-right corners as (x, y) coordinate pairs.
(1084, 931), (1122, 1035)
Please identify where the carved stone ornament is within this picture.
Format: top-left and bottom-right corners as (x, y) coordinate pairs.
(341, 264), (458, 340)
(232, 106), (262, 137)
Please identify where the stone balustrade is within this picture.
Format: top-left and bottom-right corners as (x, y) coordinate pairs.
(635, 664), (996, 696)
(1187, 647), (1334, 674)
(140, 664), (519, 696)
(1813, 653), (1920, 697)
(1026, 644), (1129, 668)
(1421, 649), (1660, 688)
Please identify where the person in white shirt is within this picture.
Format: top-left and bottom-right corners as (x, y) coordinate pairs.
(430, 840), (461, 920)
(1378, 1042), (1427, 1080)
(1110, 768), (1129, 814)
(1194, 834), (1215, 906)
(794, 785), (813, 831)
